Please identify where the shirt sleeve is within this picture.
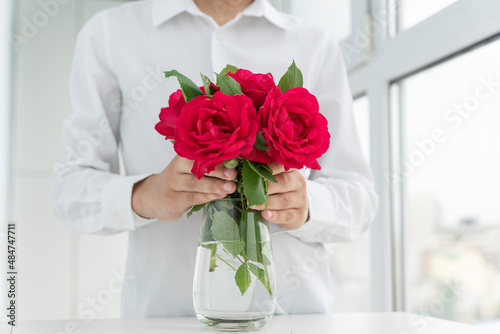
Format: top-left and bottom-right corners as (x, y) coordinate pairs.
(287, 36), (379, 243)
(50, 13), (157, 235)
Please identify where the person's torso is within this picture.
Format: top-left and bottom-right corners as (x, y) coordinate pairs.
(100, 0), (335, 317)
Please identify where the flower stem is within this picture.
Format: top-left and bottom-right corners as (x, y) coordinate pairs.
(217, 255), (237, 271)
(222, 249), (246, 268)
(237, 161), (247, 211)
(209, 244), (217, 272)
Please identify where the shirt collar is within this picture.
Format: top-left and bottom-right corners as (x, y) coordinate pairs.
(152, 0), (289, 29)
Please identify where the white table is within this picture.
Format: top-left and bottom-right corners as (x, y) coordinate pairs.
(2, 313), (493, 333)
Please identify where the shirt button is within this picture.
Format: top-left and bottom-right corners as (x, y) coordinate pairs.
(113, 214), (123, 226)
(215, 31), (224, 40)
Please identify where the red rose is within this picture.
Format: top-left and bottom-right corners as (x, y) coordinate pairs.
(228, 69), (276, 109)
(174, 92), (259, 178)
(155, 89), (186, 140)
(155, 84), (221, 140)
(259, 87), (330, 170)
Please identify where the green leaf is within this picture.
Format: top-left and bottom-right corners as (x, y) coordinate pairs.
(220, 64), (238, 76)
(211, 210), (241, 242)
(223, 158), (239, 169)
(239, 211), (251, 239)
(247, 263), (262, 279)
(247, 244), (262, 264)
(222, 240), (245, 258)
(253, 132), (269, 152)
(260, 241), (273, 265)
(246, 240), (271, 265)
(214, 199), (234, 213)
(241, 211), (258, 262)
(241, 211), (271, 266)
(246, 160), (277, 184)
(235, 264), (252, 295)
(164, 70), (204, 102)
(248, 263), (273, 298)
(215, 73), (243, 96)
(264, 178), (269, 202)
(242, 160), (268, 207)
(241, 212), (273, 266)
(200, 242), (215, 250)
(187, 203), (206, 218)
(257, 221), (271, 242)
(200, 72), (213, 97)
(277, 60), (303, 93)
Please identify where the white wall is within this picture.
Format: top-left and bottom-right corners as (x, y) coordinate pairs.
(12, 0), (131, 321)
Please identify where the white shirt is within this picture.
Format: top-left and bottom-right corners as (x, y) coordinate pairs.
(51, 0), (378, 317)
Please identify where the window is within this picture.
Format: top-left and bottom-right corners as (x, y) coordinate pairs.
(392, 0), (458, 32)
(287, 0), (352, 42)
(392, 38), (500, 324)
(353, 95), (370, 162)
(270, 0), (369, 70)
(347, 0), (500, 323)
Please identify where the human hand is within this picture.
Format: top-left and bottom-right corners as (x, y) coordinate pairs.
(132, 155), (237, 221)
(251, 163), (309, 230)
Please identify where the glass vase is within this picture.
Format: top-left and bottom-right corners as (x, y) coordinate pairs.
(193, 198), (276, 331)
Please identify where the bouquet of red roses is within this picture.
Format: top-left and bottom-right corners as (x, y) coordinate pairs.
(155, 62), (329, 297)
(156, 61), (329, 210)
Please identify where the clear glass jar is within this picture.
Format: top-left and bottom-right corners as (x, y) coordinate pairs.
(193, 199), (276, 331)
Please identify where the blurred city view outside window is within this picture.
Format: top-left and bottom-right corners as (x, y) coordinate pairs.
(393, 37), (500, 325)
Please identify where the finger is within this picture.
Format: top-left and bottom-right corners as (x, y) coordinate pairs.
(172, 156), (236, 180)
(174, 157), (236, 180)
(267, 162), (297, 176)
(267, 162), (286, 175)
(261, 191), (307, 211)
(261, 208), (308, 231)
(268, 170), (306, 195)
(173, 156), (195, 174)
(172, 173), (236, 194)
(206, 163), (237, 181)
(177, 191), (228, 209)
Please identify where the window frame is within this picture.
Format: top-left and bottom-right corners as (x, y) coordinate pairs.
(270, 0), (371, 70)
(0, 1), (14, 226)
(340, 0), (372, 70)
(0, 0), (15, 315)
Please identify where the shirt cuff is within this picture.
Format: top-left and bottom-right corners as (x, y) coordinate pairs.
(286, 180), (333, 240)
(101, 173), (158, 231)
